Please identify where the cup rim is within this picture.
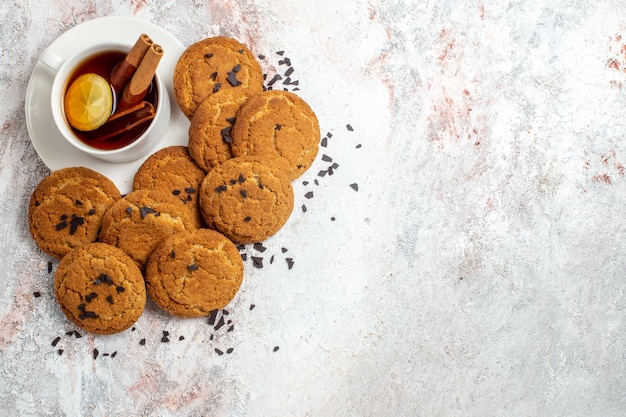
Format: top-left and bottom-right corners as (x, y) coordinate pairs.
(50, 42), (166, 158)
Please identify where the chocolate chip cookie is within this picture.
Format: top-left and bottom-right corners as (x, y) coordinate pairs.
(230, 90), (320, 181)
(54, 242), (146, 334)
(145, 228), (244, 318)
(28, 167), (121, 258)
(173, 36), (264, 119)
(198, 156), (294, 244)
(98, 189), (195, 269)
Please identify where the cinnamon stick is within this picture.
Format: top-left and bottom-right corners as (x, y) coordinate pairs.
(90, 101), (155, 142)
(110, 34), (153, 93)
(119, 43), (163, 108)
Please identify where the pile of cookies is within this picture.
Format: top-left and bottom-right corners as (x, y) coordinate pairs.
(28, 36), (320, 335)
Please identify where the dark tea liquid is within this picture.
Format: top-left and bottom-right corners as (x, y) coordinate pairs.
(65, 50), (158, 150)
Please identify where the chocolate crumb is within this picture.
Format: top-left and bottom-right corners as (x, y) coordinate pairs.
(356, 144), (362, 148)
(179, 336), (185, 341)
(103, 353), (110, 357)
(284, 67), (294, 77)
(93, 348), (99, 359)
(305, 191), (314, 199)
(57, 349), (64, 356)
(241, 253), (248, 261)
(253, 243), (267, 252)
(226, 348), (234, 354)
(252, 256), (263, 268)
(250, 304), (256, 310)
(139, 338), (146, 346)
(321, 137), (328, 147)
(161, 331), (170, 343)
(277, 50), (285, 56)
(346, 124), (353, 131)
(33, 291), (41, 298)
(111, 351), (118, 358)
(208, 310), (218, 326)
(286, 258), (294, 270)
(281, 247), (288, 253)
(318, 170), (328, 177)
(273, 346), (280, 352)
(227, 325), (235, 332)
(322, 154), (332, 162)
(215, 348), (224, 355)
(47, 261), (53, 273)
(350, 183), (359, 191)
(214, 316), (226, 331)
(302, 204), (307, 213)
(331, 216), (336, 221)
(270, 255), (275, 264)
(51, 336), (61, 347)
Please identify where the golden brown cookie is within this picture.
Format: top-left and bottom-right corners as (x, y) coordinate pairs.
(28, 167), (121, 259)
(173, 36), (263, 119)
(54, 242), (146, 335)
(188, 88), (252, 172)
(198, 156), (294, 244)
(230, 90), (320, 181)
(99, 189), (195, 269)
(132, 146), (206, 228)
(145, 229), (244, 318)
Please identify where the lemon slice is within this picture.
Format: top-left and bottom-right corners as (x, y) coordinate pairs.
(64, 73), (113, 131)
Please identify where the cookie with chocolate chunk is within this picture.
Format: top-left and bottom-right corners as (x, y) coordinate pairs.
(54, 242), (146, 335)
(188, 88), (252, 172)
(198, 156), (294, 244)
(28, 167), (121, 258)
(132, 146), (205, 228)
(173, 36), (263, 119)
(230, 90), (320, 181)
(145, 228), (244, 318)
(98, 189), (195, 269)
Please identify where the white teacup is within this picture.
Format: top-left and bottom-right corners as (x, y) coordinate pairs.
(39, 42), (170, 163)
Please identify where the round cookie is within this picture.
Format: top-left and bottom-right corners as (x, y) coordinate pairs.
(198, 156), (294, 244)
(54, 242), (146, 335)
(230, 90), (320, 181)
(99, 189), (195, 269)
(132, 146), (206, 228)
(145, 229), (244, 318)
(28, 167), (121, 259)
(173, 36), (263, 119)
(188, 88), (252, 172)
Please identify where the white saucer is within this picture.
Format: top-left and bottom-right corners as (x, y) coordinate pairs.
(25, 16), (189, 195)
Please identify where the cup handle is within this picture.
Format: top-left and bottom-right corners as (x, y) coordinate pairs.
(39, 48), (64, 73)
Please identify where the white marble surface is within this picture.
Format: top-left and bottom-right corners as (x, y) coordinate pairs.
(1, 1), (626, 416)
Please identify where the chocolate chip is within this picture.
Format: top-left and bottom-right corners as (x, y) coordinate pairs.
(238, 174), (245, 183)
(210, 71), (218, 80)
(82, 311), (98, 319)
(188, 264), (199, 271)
(106, 295), (114, 304)
(55, 221), (68, 231)
(204, 53), (214, 59)
(85, 292), (98, 303)
(140, 206), (157, 219)
(243, 216), (251, 222)
(215, 185), (228, 193)
(170, 250), (176, 258)
(275, 124), (282, 130)
(240, 190), (247, 198)
(75, 199), (83, 206)
(232, 64), (241, 73)
(213, 82), (222, 93)
(126, 207), (133, 215)
(69, 214), (84, 235)
(87, 208), (96, 215)
(172, 189), (181, 196)
(226, 71), (242, 87)
(225, 117), (236, 124)
(221, 126), (233, 144)
(78, 303), (86, 311)
(116, 286), (125, 293)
